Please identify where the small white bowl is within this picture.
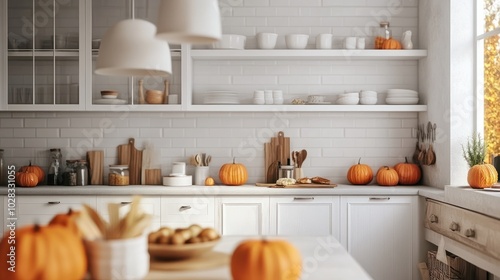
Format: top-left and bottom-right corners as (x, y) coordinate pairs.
(257, 33), (278, 49)
(285, 34), (309, 49)
(253, 98), (265, 105)
(336, 97), (359, 105)
(360, 90), (377, 98)
(338, 92), (359, 98)
(212, 34), (246, 49)
(360, 97), (378, 105)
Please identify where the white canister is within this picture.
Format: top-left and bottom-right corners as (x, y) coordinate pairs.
(171, 162), (186, 176)
(194, 166), (210, 185)
(315, 34), (333, 49)
(85, 236), (149, 280)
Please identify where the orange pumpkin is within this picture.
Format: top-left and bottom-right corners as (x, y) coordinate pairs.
(20, 161), (45, 184)
(347, 158), (373, 185)
(394, 157), (422, 185)
(376, 166), (399, 186)
(467, 163), (498, 189)
(382, 38), (402, 49)
(219, 158), (248, 186)
(0, 224), (87, 280)
(48, 208), (81, 236)
(205, 177), (215, 186)
(231, 239), (302, 280)
(15, 171), (38, 187)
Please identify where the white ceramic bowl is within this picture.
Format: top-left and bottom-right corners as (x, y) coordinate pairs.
(386, 89), (418, 95)
(336, 96), (359, 105)
(338, 92), (359, 98)
(257, 32), (278, 49)
(285, 34), (309, 49)
(360, 90), (377, 98)
(212, 34), (246, 49)
(360, 97), (378, 105)
(307, 95), (325, 103)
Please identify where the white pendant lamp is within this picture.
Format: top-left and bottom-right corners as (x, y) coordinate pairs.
(95, 19), (172, 76)
(156, 0), (222, 44)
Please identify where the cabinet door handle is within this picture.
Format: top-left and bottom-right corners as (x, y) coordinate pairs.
(293, 197), (314, 201)
(449, 222), (460, 232)
(465, 229), (475, 238)
(369, 197), (390, 201)
(429, 214), (439, 223)
(120, 202), (132, 205)
(47, 201), (60, 204)
(179, 205), (192, 211)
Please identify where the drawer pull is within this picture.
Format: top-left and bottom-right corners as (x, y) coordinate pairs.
(369, 197), (390, 201)
(120, 202), (132, 205)
(465, 229), (475, 238)
(429, 214), (439, 223)
(47, 201), (60, 205)
(449, 222), (460, 232)
(179, 206), (192, 211)
(293, 197), (314, 201)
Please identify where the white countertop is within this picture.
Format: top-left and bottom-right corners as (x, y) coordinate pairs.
(444, 185), (500, 219)
(0, 184), (440, 196)
(145, 236), (373, 280)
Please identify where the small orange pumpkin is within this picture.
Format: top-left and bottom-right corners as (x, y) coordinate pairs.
(204, 177), (215, 186)
(347, 158), (373, 185)
(219, 158), (248, 186)
(15, 171), (39, 187)
(231, 239), (302, 280)
(382, 38), (402, 49)
(48, 208), (81, 236)
(467, 163), (498, 189)
(0, 224), (87, 280)
(20, 161), (45, 184)
(394, 157), (422, 185)
(376, 166), (399, 186)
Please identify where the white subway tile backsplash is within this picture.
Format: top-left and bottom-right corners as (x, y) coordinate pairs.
(13, 128), (35, 138)
(24, 138), (47, 148)
(36, 128), (60, 138)
(47, 138), (71, 148)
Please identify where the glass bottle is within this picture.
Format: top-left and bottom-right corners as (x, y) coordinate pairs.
(108, 165), (129, 186)
(63, 160), (77, 186)
(75, 160), (88, 186)
(48, 148), (63, 185)
(0, 149), (6, 186)
(375, 21), (391, 49)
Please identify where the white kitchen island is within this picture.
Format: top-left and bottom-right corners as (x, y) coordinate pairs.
(145, 235), (373, 280)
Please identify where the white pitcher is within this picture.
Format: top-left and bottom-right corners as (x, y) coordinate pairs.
(402, 30), (413, 49)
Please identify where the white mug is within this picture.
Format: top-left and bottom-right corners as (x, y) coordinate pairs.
(316, 34), (333, 49)
(345, 37), (357, 50)
(356, 37), (365, 49)
(257, 33), (278, 49)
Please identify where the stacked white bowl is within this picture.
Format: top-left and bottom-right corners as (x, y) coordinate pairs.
(385, 89), (419, 104)
(359, 90), (377, 105)
(336, 92), (359, 105)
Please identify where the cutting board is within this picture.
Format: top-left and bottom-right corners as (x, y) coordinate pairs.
(264, 131), (290, 183)
(255, 183), (337, 188)
(149, 251), (229, 271)
(117, 138), (142, 185)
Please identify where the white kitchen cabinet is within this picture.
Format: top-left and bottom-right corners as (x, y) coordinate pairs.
(160, 196), (215, 229)
(215, 196), (270, 236)
(340, 196), (418, 280)
(3, 195), (96, 228)
(270, 196), (340, 240)
(96, 196), (161, 232)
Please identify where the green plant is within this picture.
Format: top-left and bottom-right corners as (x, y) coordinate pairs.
(461, 133), (486, 167)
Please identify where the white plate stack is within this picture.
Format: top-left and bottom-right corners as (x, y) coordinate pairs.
(385, 89), (419, 105)
(203, 91), (240, 105)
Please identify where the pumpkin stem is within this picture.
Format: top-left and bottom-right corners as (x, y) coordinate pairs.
(232, 157), (236, 164)
(357, 158), (362, 164)
(68, 208), (73, 215)
(29, 160), (32, 166)
(404, 157), (409, 163)
(34, 224), (41, 232)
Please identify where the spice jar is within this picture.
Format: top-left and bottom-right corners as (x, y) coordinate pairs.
(109, 165), (129, 186)
(48, 148), (63, 185)
(63, 160), (77, 186)
(375, 21), (391, 49)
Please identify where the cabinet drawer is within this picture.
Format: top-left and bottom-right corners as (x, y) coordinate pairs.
(96, 196), (161, 224)
(425, 199), (500, 260)
(161, 197), (215, 225)
(8, 195), (96, 227)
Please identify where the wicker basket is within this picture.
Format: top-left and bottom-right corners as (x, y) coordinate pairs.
(427, 251), (466, 280)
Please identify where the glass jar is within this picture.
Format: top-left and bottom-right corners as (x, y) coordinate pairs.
(75, 160), (88, 186)
(63, 160), (77, 186)
(375, 21), (391, 49)
(48, 148), (63, 185)
(109, 165), (129, 186)
(278, 165), (295, 179)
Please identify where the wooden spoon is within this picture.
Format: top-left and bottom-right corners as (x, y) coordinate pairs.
(299, 149), (307, 168)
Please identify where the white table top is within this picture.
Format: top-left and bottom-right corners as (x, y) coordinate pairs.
(145, 236), (373, 280)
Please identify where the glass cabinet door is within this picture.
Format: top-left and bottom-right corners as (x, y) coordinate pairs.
(91, 0), (181, 109)
(6, 0), (83, 109)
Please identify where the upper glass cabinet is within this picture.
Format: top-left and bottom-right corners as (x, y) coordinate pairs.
(90, 0), (181, 110)
(4, 0), (85, 110)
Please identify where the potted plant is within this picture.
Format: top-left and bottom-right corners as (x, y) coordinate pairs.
(461, 133), (498, 188)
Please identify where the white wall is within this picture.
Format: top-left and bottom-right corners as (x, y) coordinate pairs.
(1, 0), (424, 185)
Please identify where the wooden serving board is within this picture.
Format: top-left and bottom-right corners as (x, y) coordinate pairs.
(117, 138), (142, 185)
(255, 183), (337, 188)
(264, 131), (290, 183)
(150, 251), (229, 271)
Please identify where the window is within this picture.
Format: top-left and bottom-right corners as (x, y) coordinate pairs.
(477, 0), (500, 163)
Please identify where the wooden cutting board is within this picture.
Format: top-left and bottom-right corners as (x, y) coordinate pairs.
(149, 251), (229, 271)
(117, 138), (142, 185)
(255, 183), (337, 188)
(264, 131), (290, 183)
